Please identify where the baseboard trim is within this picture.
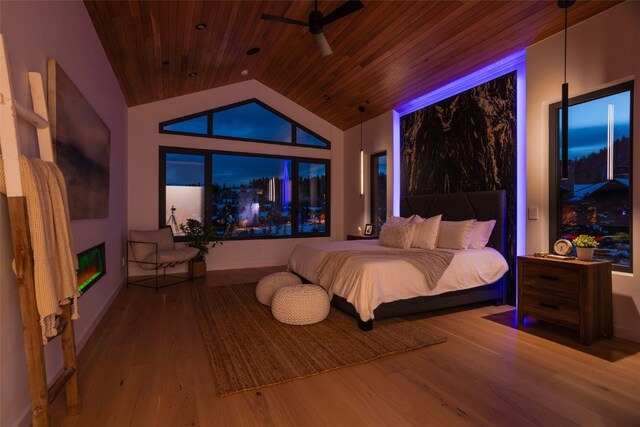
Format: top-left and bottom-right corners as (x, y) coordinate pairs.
(614, 325), (640, 344)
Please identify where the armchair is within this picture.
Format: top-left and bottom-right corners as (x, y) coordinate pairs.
(127, 227), (199, 290)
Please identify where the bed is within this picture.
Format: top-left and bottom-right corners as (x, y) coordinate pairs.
(288, 190), (509, 330)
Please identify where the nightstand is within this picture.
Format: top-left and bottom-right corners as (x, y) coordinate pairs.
(517, 255), (613, 345)
(346, 234), (379, 240)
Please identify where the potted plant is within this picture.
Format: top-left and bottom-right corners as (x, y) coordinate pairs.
(572, 234), (598, 261)
(179, 218), (223, 278)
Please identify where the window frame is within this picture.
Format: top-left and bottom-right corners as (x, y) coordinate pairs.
(159, 146), (331, 241)
(158, 99), (330, 149)
(548, 80), (634, 272)
(370, 151), (387, 235)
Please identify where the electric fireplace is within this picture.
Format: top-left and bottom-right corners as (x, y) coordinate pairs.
(77, 242), (106, 294)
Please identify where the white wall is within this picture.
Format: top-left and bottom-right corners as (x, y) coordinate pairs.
(343, 111), (394, 236)
(526, 1), (640, 342)
(0, 2), (128, 426)
(128, 80), (344, 271)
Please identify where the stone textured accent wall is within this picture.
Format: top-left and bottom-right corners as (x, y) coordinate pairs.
(400, 72), (517, 302)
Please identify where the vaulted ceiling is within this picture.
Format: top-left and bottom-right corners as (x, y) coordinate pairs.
(84, 0), (621, 130)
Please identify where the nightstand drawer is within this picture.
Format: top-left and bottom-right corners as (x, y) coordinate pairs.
(520, 263), (579, 299)
(521, 291), (579, 328)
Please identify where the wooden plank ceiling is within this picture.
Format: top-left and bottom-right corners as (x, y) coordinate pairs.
(84, 0), (621, 130)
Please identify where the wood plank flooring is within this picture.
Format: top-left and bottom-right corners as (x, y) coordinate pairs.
(50, 266), (640, 426)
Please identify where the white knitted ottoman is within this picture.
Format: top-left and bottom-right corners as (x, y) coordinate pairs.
(271, 284), (330, 325)
(255, 271), (302, 306)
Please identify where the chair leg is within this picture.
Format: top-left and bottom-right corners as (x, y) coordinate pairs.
(126, 243), (130, 289)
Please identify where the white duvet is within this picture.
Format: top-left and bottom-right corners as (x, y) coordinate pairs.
(287, 240), (508, 321)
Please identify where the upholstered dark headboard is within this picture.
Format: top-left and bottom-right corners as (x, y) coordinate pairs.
(400, 190), (507, 257)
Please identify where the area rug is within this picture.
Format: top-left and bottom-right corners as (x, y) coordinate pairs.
(192, 283), (447, 396)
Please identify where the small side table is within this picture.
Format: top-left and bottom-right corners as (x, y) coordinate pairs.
(518, 255), (613, 345)
(347, 234), (379, 240)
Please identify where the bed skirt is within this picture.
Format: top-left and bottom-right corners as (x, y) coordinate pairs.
(331, 277), (506, 330)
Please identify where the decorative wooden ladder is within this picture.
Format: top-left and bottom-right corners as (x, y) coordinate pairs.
(0, 34), (80, 427)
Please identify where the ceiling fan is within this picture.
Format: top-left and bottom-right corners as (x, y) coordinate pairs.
(261, 0), (365, 57)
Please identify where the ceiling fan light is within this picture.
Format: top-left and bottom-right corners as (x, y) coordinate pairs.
(314, 33), (333, 57)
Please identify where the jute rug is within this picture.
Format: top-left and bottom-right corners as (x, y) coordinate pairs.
(192, 283), (447, 397)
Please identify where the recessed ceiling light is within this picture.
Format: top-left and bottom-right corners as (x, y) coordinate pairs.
(195, 23), (207, 30)
(241, 70), (249, 76)
(323, 94), (331, 101)
(246, 47), (260, 56)
(188, 72), (197, 77)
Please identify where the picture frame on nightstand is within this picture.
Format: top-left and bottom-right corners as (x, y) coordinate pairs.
(364, 224), (373, 235)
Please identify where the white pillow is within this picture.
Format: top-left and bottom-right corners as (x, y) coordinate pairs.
(379, 223), (416, 249)
(411, 214), (442, 249)
(469, 220), (496, 249)
(411, 214), (423, 223)
(437, 220), (476, 250)
(387, 215), (414, 226)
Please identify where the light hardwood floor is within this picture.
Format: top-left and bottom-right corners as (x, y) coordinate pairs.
(50, 267), (640, 426)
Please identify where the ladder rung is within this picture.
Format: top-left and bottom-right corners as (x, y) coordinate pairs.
(14, 100), (49, 129)
(47, 367), (76, 404)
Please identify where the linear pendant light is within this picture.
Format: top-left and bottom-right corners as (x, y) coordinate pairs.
(559, 0), (575, 180)
(607, 103), (615, 181)
(359, 106), (365, 196)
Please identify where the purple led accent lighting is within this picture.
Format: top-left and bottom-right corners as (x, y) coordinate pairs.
(395, 50), (526, 116)
(392, 50), (527, 259)
(515, 59), (527, 260)
(392, 111), (401, 216)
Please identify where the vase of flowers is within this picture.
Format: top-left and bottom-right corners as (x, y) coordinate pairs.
(179, 218), (223, 278)
(572, 235), (598, 261)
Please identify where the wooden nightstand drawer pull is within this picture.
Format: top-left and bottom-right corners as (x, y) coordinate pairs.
(538, 274), (559, 281)
(539, 302), (559, 310)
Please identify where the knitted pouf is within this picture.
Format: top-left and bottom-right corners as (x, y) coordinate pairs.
(255, 271), (302, 306)
(271, 284), (330, 325)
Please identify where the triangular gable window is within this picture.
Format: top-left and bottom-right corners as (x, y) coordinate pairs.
(161, 114), (208, 135)
(296, 127), (328, 147)
(213, 102), (291, 143)
(159, 99), (329, 148)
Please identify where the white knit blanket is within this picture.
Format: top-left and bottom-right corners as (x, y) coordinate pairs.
(0, 155), (79, 342)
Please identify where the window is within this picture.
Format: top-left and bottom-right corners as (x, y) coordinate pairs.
(296, 127), (327, 147)
(370, 152), (387, 234)
(549, 81), (633, 271)
(297, 162), (328, 234)
(159, 99), (329, 148)
(161, 114), (208, 135)
(213, 102), (291, 143)
(161, 147), (329, 239)
(212, 153), (292, 237)
(163, 153), (205, 235)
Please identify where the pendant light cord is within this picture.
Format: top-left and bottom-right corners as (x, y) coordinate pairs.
(359, 106), (365, 150)
(564, 5), (568, 84)
(360, 110), (363, 150)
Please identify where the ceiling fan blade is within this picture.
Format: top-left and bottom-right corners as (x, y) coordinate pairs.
(260, 13), (308, 27)
(314, 32), (333, 57)
(322, 0), (364, 26)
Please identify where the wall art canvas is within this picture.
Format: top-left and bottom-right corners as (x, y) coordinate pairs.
(400, 72), (516, 302)
(47, 59), (110, 220)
